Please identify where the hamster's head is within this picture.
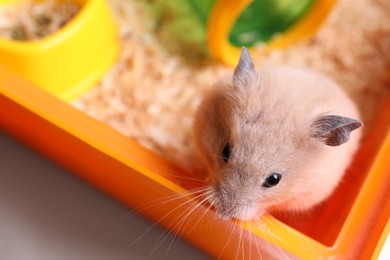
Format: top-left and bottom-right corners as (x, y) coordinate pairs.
(194, 48), (362, 221)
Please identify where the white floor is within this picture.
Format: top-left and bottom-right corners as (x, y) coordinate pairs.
(0, 131), (208, 260)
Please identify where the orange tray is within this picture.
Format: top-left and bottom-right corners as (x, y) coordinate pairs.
(0, 64), (389, 259)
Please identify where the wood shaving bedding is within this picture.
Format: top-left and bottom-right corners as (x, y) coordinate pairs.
(72, 0), (390, 171)
(0, 0), (79, 41)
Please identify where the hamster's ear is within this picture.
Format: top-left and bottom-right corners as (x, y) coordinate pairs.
(233, 47), (256, 89)
(310, 115), (363, 146)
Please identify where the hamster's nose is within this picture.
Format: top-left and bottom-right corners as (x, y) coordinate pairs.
(215, 206), (235, 220)
(215, 197), (246, 220)
(212, 195), (235, 220)
(214, 195), (257, 221)
(212, 182), (256, 220)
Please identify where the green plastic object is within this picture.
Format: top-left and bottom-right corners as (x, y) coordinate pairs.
(187, 0), (215, 26)
(188, 0), (315, 47)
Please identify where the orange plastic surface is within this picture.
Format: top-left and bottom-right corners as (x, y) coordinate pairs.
(0, 64), (389, 259)
(372, 218), (390, 259)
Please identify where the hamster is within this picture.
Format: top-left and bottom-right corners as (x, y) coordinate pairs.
(194, 47), (363, 221)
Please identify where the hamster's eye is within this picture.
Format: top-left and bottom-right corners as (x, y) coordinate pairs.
(222, 143), (231, 163)
(262, 173), (282, 188)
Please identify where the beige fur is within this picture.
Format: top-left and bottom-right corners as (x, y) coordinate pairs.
(194, 49), (362, 220)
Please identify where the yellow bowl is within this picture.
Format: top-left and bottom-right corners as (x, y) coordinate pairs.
(0, 0), (119, 101)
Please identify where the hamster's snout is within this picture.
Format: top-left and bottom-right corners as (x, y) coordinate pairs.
(211, 184), (258, 221)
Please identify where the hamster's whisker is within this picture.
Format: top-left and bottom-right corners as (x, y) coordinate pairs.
(248, 221), (253, 260)
(264, 211), (306, 260)
(252, 221), (263, 260)
(218, 220), (237, 260)
(253, 216), (290, 260)
(220, 206), (235, 217)
(252, 217), (270, 259)
(147, 198), (203, 255)
(164, 194), (213, 254)
(207, 197), (219, 220)
(186, 196), (215, 236)
(253, 216), (274, 238)
(158, 172), (206, 183)
(163, 196), (213, 255)
(237, 222), (244, 260)
(260, 212), (290, 252)
(260, 211), (279, 230)
(113, 187), (207, 226)
(149, 193), (213, 256)
(128, 184), (221, 257)
(252, 217), (270, 250)
(128, 190), (207, 248)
